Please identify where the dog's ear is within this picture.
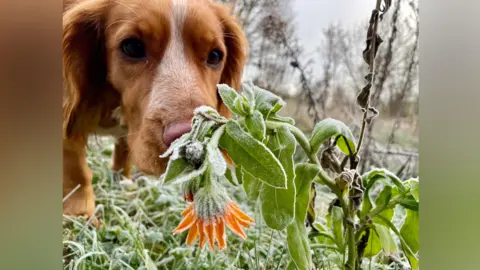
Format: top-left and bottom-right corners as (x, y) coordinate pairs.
(212, 3), (248, 118)
(63, 0), (114, 140)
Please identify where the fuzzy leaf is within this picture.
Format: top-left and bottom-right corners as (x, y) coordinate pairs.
(219, 120), (287, 189)
(245, 110), (266, 141)
(243, 82), (286, 119)
(363, 228), (382, 257)
(362, 168), (405, 193)
(370, 186), (393, 215)
(225, 165), (242, 186)
(328, 206), (345, 252)
(206, 126), (227, 176)
(233, 95), (251, 116)
(374, 224), (397, 254)
(400, 209), (419, 254)
(206, 144), (227, 176)
(267, 114), (296, 125)
(377, 215), (419, 270)
(243, 170), (262, 201)
(286, 164), (321, 270)
(404, 178), (419, 201)
(217, 84), (242, 115)
(161, 157), (193, 184)
(261, 126), (296, 230)
(309, 118), (357, 155)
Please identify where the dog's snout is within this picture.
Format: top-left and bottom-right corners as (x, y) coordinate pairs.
(163, 122), (192, 146)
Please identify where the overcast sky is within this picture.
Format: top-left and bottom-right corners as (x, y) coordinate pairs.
(291, 0), (373, 71)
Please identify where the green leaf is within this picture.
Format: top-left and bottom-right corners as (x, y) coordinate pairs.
(286, 164), (321, 270)
(219, 120), (287, 189)
(217, 84), (242, 115)
(206, 125), (227, 176)
(374, 224), (397, 254)
(243, 170), (262, 201)
(371, 186), (393, 215)
(377, 215), (419, 270)
(309, 118), (357, 155)
(243, 82), (287, 119)
(261, 126), (296, 230)
(372, 208), (394, 227)
(161, 157), (193, 184)
(225, 165), (242, 186)
(363, 228), (382, 258)
(397, 196), (419, 211)
(328, 206), (345, 252)
(404, 178), (419, 201)
(233, 95), (251, 116)
(267, 114), (296, 125)
(245, 110), (266, 141)
(400, 209), (419, 254)
(362, 168), (406, 193)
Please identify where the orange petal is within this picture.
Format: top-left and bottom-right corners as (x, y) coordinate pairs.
(221, 149), (236, 167)
(198, 220), (206, 248)
(186, 221), (199, 245)
(215, 218), (227, 250)
(237, 218), (252, 228)
(205, 222), (215, 251)
(173, 212), (196, 234)
(182, 203), (194, 216)
(225, 213), (247, 240)
(229, 202), (255, 224)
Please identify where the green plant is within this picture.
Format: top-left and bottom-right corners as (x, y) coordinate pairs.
(160, 81), (419, 270)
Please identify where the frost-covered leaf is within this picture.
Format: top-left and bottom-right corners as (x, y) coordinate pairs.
(363, 228), (382, 258)
(286, 164), (320, 270)
(369, 186), (393, 217)
(234, 95), (251, 116)
(404, 178), (419, 201)
(261, 126), (296, 230)
(162, 161), (208, 185)
(206, 126), (227, 176)
(207, 145), (227, 176)
(267, 114), (296, 125)
(309, 118), (357, 155)
(245, 110), (266, 141)
(217, 84), (243, 115)
(193, 105), (227, 124)
(361, 169), (405, 218)
(377, 215), (419, 270)
(242, 82), (286, 119)
(225, 165), (242, 186)
(362, 168), (405, 193)
(219, 120), (287, 189)
(374, 224), (397, 254)
(243, 170), (262, 201)
(161, 157), (193, 184)
(328, 206), (344, 252)
(400, 209), (419, 254)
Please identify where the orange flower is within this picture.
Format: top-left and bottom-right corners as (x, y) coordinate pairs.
(172, 193), (255, 251)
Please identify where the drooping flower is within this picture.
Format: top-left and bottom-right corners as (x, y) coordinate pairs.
(172, 183), (255, 251)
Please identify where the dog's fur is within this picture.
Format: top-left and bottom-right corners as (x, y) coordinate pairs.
(63, 0), (247, 218)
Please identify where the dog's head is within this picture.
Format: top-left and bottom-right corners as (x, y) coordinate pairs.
(63, 0), (247, 175)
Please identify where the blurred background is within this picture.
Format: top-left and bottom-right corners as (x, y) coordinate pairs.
(220, 0), (419, 179)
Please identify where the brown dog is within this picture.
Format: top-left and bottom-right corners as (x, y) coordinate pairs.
(62, 0), (247, 218)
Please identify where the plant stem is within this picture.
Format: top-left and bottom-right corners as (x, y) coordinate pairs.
(265, 120), (320, 164)
(353, 0), (383, 167)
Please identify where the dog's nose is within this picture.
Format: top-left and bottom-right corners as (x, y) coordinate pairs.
(163, 122), (192, 146)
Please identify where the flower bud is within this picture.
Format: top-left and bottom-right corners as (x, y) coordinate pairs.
(185, 141), (205, 167)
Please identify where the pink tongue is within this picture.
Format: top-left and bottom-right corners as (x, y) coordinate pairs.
(163, 122), (192, 146)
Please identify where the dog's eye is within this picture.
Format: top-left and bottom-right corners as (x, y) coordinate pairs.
(206, 49), (223, 67)
(120, 38), (146, 59)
